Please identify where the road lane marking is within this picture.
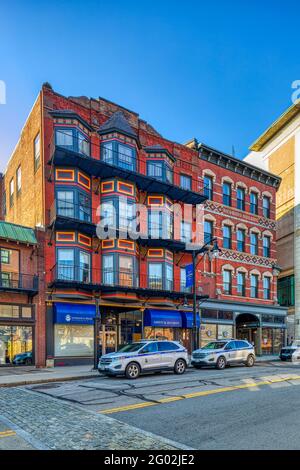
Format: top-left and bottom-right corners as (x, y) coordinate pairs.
(0, 430), (16, 438)
(98, 375), (300, 414)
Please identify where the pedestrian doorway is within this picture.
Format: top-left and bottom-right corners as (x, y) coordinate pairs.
(236, 313), (260, 353)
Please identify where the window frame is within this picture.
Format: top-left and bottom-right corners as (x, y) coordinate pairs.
(222, 182), (232, 207)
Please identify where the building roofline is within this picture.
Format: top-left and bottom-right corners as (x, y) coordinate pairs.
(199, 142), (281, 189)
(249, 101), (300, 152)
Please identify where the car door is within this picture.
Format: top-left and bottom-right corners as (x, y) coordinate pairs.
(224, 341), (238, 363)
(157, 342), (176, 368)
(138, 342), (160, 370)
(237, 340), (249, 362)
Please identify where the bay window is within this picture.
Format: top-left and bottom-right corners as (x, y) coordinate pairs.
(166, 264), (173, 291)
(147, 161), (173, 183)
(148, 263), (163, 289)
(102, 254), (114, 285)
(119, 255), (134, 287)
(79, 251), (91, 283)
(55, 127), (90, 156)
(57, 249), (74, 281)
(101, 141), (136, 171)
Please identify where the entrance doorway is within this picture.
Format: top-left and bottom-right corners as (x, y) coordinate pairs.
(236, 313), (260, 353)
(100, 325), (117, 356)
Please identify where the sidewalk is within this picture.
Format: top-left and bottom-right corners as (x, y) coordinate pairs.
(0, 365), (99, 388)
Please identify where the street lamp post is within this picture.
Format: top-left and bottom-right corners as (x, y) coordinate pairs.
(187, 238), (221, 351)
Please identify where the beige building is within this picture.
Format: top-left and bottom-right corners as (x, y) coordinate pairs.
(245, 102), (300, 342)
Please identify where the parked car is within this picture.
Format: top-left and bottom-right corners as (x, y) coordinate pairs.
(12, 351), (33, 365)
(98, 340), (189, 379)
(280, 341), (300, 362)
(191, 339), (255, 370)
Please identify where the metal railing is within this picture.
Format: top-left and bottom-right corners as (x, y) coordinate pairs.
(50, 265), (201, 294)
(0, 272), (38, 291)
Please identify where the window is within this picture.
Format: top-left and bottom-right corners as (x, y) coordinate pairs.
(223, 225), (232, 249)
(34, 133), (40, 171)
(16, 166), (21, 194)
(166, 264), (173, 291)
(102, 254), (114, 285)
(236, 187), (245, 211)
(101, 141), (135, 171)
(250, 274), (259, 298)
(204, 175), (213, 200)
(263, 196), (271, 218)
(263, 236), (271, 258)
(141, 342), (158, 354)
(157, 342), (180, 351)
(237, 272), (246, 296)
(250, 192), (258, 215)
(148, 263), (163, 289)
(1, 249), (10, 264)
(263, 276), (271, 300)
(57, 249), (74, 280)
(79, 251), (91, 283)
(147, 161), (173, 183)
(222, 182), (231, 206)
(119, 200), (135, 231)
(54, 324), (93, 358)
(223, 270), (232, 295)
(57, 191), (74, 218)
(78, 193), (91, 222)
(250, 232), (258, 255)
(101, 199), (116, 228)
(278, 275), (295, 307)
(204, 220), (213, 244)
(102, 141), (113, 164)
(55, 128), (90, 156)
(237, 229), (245, 252)
(149, 211), (162, 238)
(9, 178), (14, 208)
(119, 255), (134, 287)
(180, 174), (192, 190)
(181, 221), (192, 243)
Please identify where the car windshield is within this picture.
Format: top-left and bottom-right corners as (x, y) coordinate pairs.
(117, 343), (145, 353)
(202, 342), (227, 350)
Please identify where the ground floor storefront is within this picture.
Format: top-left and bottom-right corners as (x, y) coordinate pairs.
(0, 304), (35, 366)
(45, 299), (288, 365)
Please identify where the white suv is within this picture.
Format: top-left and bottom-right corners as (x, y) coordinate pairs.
(98, 340), (189, 379)
(191, 339), (256, 369)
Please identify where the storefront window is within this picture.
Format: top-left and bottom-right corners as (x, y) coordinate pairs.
(262, 328), (273, 355)
(54, 324), (93, 357)
(0, 305), (19, 318)
(0, 326), (33, 365)
(273, 329), (284, 354)
(119, 311), (142, 345)
(201, 324), (217, 347)
(217, 324), (233, 340)
(144, 327), (175, 341)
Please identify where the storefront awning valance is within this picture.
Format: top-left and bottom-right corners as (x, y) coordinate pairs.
(144, 309), (182, 328)
(54, 303), (96, 325)
(181, 311), (200, 328)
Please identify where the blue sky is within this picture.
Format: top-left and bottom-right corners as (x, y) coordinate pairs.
(0, 0), (300, 170)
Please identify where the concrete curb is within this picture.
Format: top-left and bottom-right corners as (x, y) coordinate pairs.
(0, 374), (99, 388)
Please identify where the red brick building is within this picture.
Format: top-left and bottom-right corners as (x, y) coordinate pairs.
(2, 84), (286, 366)
(0, 221), (43, 366)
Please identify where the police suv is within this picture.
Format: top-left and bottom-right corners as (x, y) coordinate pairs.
(98, 340), (189, 379)
(191, 339), (255, 370)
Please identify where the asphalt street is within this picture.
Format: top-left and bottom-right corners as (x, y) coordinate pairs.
(1, 362), (300, 449)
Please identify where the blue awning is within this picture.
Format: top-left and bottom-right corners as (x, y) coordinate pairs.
(54, 303), (96, 325)
(144, 309), (182, 328)
(181, 311), (200, 328)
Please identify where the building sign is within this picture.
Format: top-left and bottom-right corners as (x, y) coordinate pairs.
(185, 264), (194, 288)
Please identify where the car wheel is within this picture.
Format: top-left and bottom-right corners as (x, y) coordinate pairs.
(174, 359), (186, 375)
(216, 356), (226, 370)
(125, 362), (141, 379)
(245, 354), (255, 367)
